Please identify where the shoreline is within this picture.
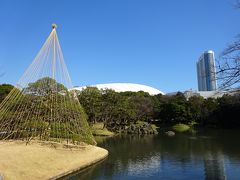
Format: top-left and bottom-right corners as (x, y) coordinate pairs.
(0, 140), (108, 180)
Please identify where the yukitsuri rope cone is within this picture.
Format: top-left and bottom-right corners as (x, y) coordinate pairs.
(0, 24), (96, 145)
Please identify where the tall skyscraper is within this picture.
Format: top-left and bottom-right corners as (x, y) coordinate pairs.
(197, 50), (217, 91)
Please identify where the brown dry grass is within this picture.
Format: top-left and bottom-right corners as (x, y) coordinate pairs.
(0, 140), (108, 180)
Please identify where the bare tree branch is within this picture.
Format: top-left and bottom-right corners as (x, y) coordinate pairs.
(236, 0), (240, 8)
(217, 35), (240, 90)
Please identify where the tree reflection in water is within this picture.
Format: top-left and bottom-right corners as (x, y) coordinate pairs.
(64, 130), (240, 180)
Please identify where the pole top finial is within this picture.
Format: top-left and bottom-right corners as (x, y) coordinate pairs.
(52, 24), (57, 29)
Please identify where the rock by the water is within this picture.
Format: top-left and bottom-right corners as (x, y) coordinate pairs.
(126, 121), (158, 135)
(165, 131), (175, 136)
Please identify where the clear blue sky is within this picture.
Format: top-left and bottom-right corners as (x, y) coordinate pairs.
(0, 0), (239, 93)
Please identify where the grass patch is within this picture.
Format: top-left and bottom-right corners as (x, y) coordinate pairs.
(172, 123), (190, 133)
(151, 124), (159, 130)
(92, 123), (104, 129)
(0, 140), (108, 180)
(91, 123), (114, 136)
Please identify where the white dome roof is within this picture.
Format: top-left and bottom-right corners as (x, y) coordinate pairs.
(72, 83), (164, 95)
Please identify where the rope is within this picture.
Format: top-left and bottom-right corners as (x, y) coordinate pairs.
(0, 25), (95, 145)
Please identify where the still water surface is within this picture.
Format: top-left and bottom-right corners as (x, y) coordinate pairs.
(67, 130), (240, 180)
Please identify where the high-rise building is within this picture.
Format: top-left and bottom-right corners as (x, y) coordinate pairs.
(197, 50), (217, 91)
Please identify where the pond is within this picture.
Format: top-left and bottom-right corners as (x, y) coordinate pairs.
(65, 129), (240, 180)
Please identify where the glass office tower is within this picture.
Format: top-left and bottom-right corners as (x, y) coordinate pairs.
(197, 50), (217, 91)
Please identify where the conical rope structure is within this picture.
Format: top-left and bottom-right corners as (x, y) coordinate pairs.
(0, 25), (96, 145)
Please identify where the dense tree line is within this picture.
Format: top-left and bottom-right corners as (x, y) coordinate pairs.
(1, 84), (240, 133)
(77, 87), (240, 130)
